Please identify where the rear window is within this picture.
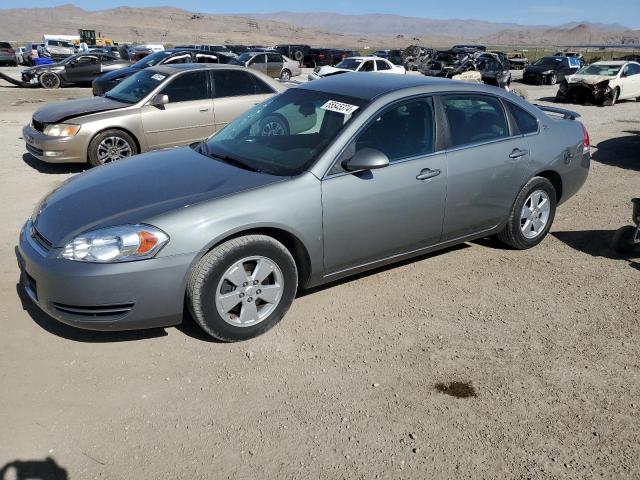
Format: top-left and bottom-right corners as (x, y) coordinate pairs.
(505, 102), (538, 135)
(0, 42), (11, 48)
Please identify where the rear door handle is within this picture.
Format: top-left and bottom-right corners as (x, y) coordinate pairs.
(509, 148), (529, 159)
(416, 168), (441, 181)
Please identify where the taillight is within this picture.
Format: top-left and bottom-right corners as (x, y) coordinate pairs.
(582, 122), (590, 154)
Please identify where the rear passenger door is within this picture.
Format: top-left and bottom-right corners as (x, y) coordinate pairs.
(141, 70), (214, 149)
(440, 94), (532, 240)
(210, 70), (275, 131)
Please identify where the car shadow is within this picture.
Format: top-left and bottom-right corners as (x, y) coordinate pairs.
(16, 284), (168, 343)
(0, 457), (68, 480)
(591, 131), (640, 172)
(22, 153), (85, 174)
(552, 229), (640, 261)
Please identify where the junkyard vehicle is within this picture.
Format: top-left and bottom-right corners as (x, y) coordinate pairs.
(556, 61), (640, 106)
(225, 44), (250, 55)
(233, 52), (301, 81)
(18, 73), (590, 341)
(476, 53), (512, 88)
(23, 64), (284, 166)
(554, 51), (584, 68)
(0, 42), (18, 66)
(387, 50), (405, 66)
(303, 48), (335, 68)
(25, 43), (44, 65)
(92, 49), (235, 96)
(274, 44), (310, 64)
(451, 44), (486, 54)
(523, 56), (581, 85)
(89, 46), (120, 59)
(402, 45), (434, 71)
(14, 47), (27, 66)
(78, 29), (114, 48)
(40, 37), (76, 62)
(420, 50), (476, 79)
(612, 198), (640, 254)
(507, 52), (529, 70)
(175, 44), (237, 57)
(307, 56), (405, 80)
(21, 53), (129, 89)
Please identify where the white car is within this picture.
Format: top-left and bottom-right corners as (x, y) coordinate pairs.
(557, 60), (640, 106)
(308, 56), (405, 81)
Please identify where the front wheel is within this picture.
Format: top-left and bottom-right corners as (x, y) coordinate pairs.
(280, 68), (291, 81)
(497, 177), (557, 249)
(603, 87), (619, 106)
(87, 129), (138, 167)
(187, 235), (298, 341)
(547, 73), (557, 85)
(39, 72), (60, 89)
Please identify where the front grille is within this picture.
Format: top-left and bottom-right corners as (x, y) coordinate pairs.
(26, 143), (43, 157)
(32, 118), (45, 132)
(52, 302), (135, 318)
(31, 226), (52, 251)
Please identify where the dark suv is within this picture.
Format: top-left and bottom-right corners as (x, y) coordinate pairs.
(274, 44), (310, 64)
(303, 48), (334, 68)
(92, 49), (235, 96)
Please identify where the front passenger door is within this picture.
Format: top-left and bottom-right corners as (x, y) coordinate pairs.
(141, 70), (214, 149)
(248, 54), (267, 75)
(266, 53), (284, 78)
(65, 55), (100, 83)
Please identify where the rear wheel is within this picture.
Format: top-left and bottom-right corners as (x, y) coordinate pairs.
(39, 72), (60, 89)
(280, 68), (291, 81)
(87, 129), (137, 167)
(497, 177), (557, 249)
(187, 235), (298, 341)
(611, 226), (639, 254)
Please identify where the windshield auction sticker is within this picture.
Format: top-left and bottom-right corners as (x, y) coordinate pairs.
(321, 100), (359, 115)
(151, 73), (166, 81)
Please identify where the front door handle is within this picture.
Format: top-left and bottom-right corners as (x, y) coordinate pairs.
(199, 107), (209, 112)
(509, 148), (529, 159)
(416, 168), (441, 181)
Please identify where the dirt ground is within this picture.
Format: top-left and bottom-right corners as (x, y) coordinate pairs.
(0, 67), (638, 480)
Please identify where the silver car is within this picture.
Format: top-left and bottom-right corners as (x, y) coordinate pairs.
(235, 51), (301, 81)
(18, 73), (590, 341)
(23, 64), (284, 166)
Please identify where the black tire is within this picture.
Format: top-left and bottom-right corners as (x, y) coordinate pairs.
(293, 49), (304, 63)
(258, 113), (289, 136)
(280, 68), (291, 81)
(497, 176), (557, 249)
(87, 129), (138, 167)
(603, 87), (619, 106)
(611, 226), (639, 254)
(187, 235), (298, 341)
(547, 73), (557, 85)
(39, 71), (60, 89)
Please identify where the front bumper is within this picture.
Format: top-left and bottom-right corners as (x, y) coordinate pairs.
(22, 124), (89, 163)
(558, 82), (611, 105)
(523, 72), (547, 84)
(17, 220), (195, 331)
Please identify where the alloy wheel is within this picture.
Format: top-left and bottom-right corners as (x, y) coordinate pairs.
(520, 190), (551, 239)
(215, 256), (284, 327)
(96, 136), (133, 163)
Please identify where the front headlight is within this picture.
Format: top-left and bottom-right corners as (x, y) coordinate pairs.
(43, 123), (81, 137)
(60, 225), (169, 263)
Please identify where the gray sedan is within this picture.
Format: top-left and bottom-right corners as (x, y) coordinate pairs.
(234, 51), (301, 80)
(18, 73), (590, 341)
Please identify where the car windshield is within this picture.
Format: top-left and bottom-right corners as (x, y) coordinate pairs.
(131, 50), (174, 69)
(104, 69), (168, 104)
(201, 88), (368, 176)
(335, 58), (362, 70)
(533, 57), (562, 67)
(577, 64), (622, 76)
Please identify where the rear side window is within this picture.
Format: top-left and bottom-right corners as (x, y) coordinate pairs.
(505, 102), (538, 135)
(443, 95), (508, 147)
(360, 60), (375, 72)
(376, 60), (390, 71)
(212, 70), (274, 97)
(161, 71), (208, 102)
(164, 54), (191, 65)
(267, 54), (282, 63)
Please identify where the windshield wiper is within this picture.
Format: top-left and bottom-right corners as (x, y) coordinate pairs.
(199, 144), (262, 173)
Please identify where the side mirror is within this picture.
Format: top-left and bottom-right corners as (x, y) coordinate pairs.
(149, 94), (169, 106)
(342, 148), (389, 172)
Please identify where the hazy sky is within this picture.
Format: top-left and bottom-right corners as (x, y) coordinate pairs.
(2, 0), (639, 28)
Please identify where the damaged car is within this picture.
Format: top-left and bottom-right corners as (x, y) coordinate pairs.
(21, 53), (129, 89)
(401, 45), (434, 71)
(523, 56), (581, 85)
(556, 60), (640, 106)
(307, 56), (405, 80)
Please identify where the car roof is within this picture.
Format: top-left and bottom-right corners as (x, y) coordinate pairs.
(148, 63), (252, 74)
(344, 56), (384, 61)
(297, 71), (504, 100)
(592, 60), (627, 66)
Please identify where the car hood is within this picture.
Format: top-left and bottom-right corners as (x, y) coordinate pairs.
(24, 63), (65, 74)
(316, 66), (353, 77)
(567, 74), (616, 85)
(32, 147), (284, 246)
(97, 65), (141, 83)
(32, 97), (130, 124)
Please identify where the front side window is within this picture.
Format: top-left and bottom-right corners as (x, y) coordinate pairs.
(160, 71), (208, 103)
(250, 54), (266, 65)
(164, 54), (191, 65)
(75, 55), (97, 64)
(443, 95), (508, 147)
(355, 97), (435, 162)
(202, 88), (368, 176)
(360, 61), (375, 72)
